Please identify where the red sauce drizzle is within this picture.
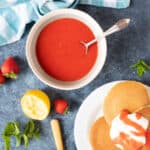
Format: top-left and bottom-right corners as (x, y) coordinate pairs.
(145, 129), (150, 150)
(120, 109), (145, 136)
(136, 113), (142, 120)
(112, 109), (147, 150)
(113, 132), (143, 150)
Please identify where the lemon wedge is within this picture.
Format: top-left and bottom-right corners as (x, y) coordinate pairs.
(21, 89), (50, 120)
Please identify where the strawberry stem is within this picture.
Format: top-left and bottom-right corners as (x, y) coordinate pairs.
(4, 72), (17, 79)
(64, 107), (69, 115)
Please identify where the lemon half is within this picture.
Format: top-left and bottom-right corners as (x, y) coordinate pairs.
(21, 89), (50, 120)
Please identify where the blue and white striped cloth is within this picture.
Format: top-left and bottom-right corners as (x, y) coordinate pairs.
(0, 0), (130, 46)
(80, 0), (130, 8)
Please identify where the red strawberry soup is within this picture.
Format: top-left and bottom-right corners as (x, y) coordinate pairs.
(36, 18), (98, 81)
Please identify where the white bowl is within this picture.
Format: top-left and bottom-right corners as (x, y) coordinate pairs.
(26, 9), (107, 90)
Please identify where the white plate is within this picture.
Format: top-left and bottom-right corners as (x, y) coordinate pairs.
(74, 81), (150, 150)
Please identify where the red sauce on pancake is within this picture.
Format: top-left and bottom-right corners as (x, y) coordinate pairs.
(120, 110), (145, 136)
(113, 110), (147, 150)
(136, 113), (142, 120)
(145, 129), (150, 150)
(113, 132), (143, 150)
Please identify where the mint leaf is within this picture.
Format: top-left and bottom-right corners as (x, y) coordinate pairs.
(15, 134), (22, 147)
(3, 121), (20, 136)
(23, 120), (40, 139)
(137, 66), (146, 77)
(33, 128), (40, 140)
(28, 121), (35, 133)
(2, 135), (10, 150)
(24, 120), (35, 138)
(130, 60), (150, 77)
(141, 60), (150, 69)
(22, 134), (29, 148)
(22, 120), (40, 147)
(13, 122), (20, 135)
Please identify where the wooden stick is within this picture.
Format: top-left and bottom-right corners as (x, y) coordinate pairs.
(50, 119), (64, 150)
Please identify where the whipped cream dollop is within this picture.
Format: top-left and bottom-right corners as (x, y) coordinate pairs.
(110, 109), (149, 150)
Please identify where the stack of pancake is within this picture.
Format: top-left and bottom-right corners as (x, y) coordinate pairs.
(90, 81), (150, 150)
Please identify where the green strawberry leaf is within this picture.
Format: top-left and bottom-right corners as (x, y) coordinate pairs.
(4, 72), (17, 79)
(64, 107), (70, 114)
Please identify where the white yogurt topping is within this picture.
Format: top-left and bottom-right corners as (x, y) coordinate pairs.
(110, 111), (149, 150)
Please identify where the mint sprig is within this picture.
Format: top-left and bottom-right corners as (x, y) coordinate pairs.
(130, 60), (150, 77)
(2, 121), (20, 150)
(2, 120), (40, 150)
(22, 120), (40, 148)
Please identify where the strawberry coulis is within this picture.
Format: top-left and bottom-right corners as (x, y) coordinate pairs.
(36, 18), (98, 81)
(120, 110), (145, 136)
(113, 109), (147, 150)
(145, 129), (150, 150)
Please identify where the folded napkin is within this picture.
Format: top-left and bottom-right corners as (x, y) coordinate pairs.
(80, 0), (130, 8)
(0, 0), (130, 46)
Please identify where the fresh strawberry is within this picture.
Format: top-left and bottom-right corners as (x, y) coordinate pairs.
(54, 99), (69, 114)
(1, 56), (19, 79)
(0, 70), (5, 84)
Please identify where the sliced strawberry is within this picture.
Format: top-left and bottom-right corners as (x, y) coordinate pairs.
(1, 56), (19, 79)
(0, 70), (5, 84)
(54, 99), (69, 114)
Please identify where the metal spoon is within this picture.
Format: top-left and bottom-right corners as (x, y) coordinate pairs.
(80, 18), (130, 54)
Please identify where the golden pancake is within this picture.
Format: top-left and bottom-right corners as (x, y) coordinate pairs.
(142, 144), (150, 150)
(142, 146), (148, 150)
(136, 105), (150, 121)
(89, 117), (119, 150)
(103, 81), (149, 125)
(136, 105), (150, 128)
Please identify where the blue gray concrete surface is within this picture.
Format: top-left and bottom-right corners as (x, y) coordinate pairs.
(0, 0), (150, 149)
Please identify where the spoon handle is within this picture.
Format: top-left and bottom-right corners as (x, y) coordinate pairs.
(103, 18), (130, 37)
(80, 18), (130, 54)
(51, 119), (64, 150)
(85, 19), (130, 46)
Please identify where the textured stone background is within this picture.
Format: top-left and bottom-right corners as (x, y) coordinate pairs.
(0, 0), (150, 149)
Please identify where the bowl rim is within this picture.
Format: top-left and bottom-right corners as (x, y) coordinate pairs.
(26, 8), (107, 90)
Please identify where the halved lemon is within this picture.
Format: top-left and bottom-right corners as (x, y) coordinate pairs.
(21, 89), (51, 120)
